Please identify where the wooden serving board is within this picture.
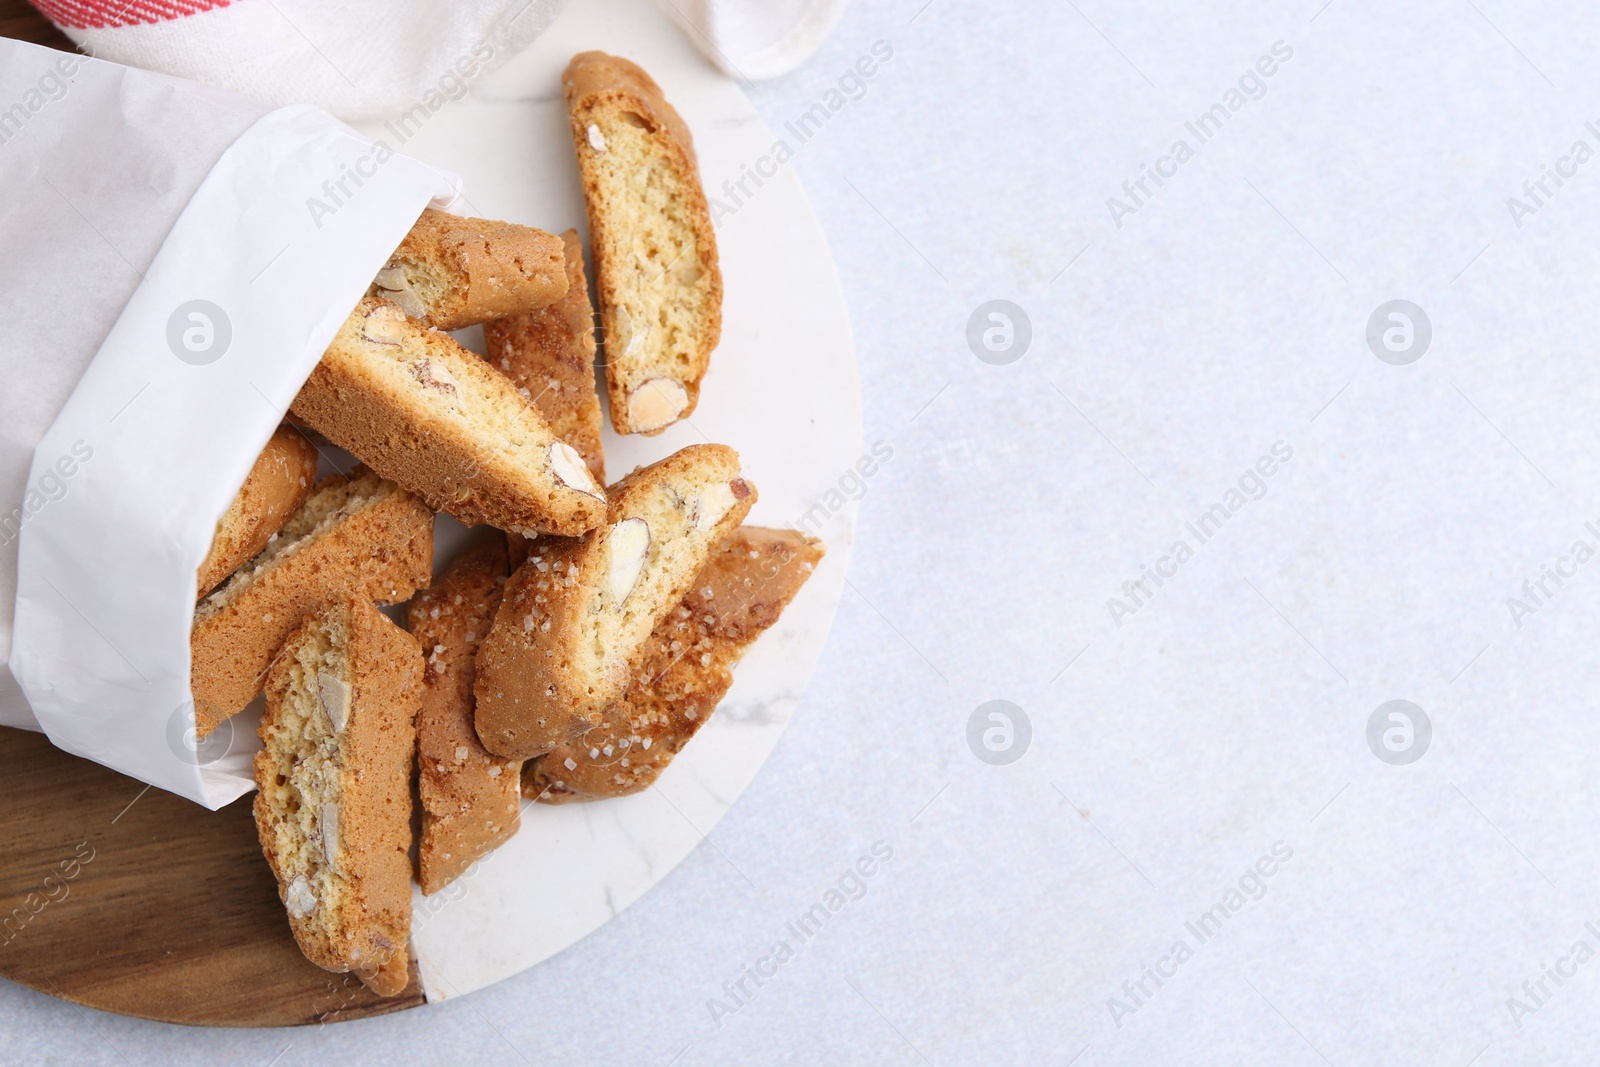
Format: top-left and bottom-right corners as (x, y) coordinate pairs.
(0, 726), (423, 1026)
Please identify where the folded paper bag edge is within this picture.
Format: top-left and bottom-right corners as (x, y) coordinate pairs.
(7, 101), (462, 809)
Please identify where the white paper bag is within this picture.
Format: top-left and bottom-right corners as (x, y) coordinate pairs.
(0, 39), (466, 809)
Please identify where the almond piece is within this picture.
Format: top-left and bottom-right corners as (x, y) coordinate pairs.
(361, 303), (409, 346)
(374, 265), (428, 319)
(626, 378), (688, 433)
(690, 481), (738, 530)
(550, 441), (602, 499)
(606, 518), (650, 607)
(410, 358), (459, 395)
(317, 671), (350, 733)
(320, 802), (341, 873)
(285, 875), (316, 917)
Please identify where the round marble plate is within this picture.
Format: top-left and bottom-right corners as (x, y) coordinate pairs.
(349, 0), (860, 1002)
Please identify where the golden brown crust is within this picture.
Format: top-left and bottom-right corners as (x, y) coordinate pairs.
(482, 230), (605, 483)
(190, 470), (433, 735)
(254, 596), (423, 996)
(196, 426), (319, 598)
(474, 445), (754, 759)
(290, 298), (607, 537)
(563, 53), (701, 165)
(404, 537), (520, 895)
(369, 208), (568, 330)
(562, 51), (722, 436)
(472, 533), (589, 759)
(525, 527), (822, 802)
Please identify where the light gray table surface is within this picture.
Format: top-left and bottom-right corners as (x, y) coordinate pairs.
(9, 0), (1600, 1063)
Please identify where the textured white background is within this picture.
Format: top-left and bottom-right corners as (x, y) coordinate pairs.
(9, 0), (1600, 1063)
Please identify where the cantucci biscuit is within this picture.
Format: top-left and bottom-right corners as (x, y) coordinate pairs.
(562, 51), (722, 436)
(525, 526), (822, 802)
(190, 468), (432, 735)
(368, 208), (567, 330)
(474, 445), (755, 758)
(405, 537), (520, 895)
(197, 425), (319, 598)
(255, 595), (422, 997)
(290, 298), (607, 537)
(482, 229), (605, 483)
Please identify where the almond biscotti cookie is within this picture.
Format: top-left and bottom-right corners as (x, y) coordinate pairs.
(191, 468), (433, 736)
(197, 425), (319, 598)
(255, 595), (423, 997)
(563, 51), (722, 436)
(482, 229), (605, 483)
(369, 208), (568, 330)
(291, 299), (606, 537)
(474, 445), (755, 758)
(405, 537), (520, 895)
(526, 526), (822, 803)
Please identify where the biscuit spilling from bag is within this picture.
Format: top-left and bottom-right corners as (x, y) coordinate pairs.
(483, 229), (606, 483)
(473, 445), (755, 759)
(290, 298), (607, 537)
(563, 51), (722, 436)
(254, 596), (423, 997)
(405, 537), (520, 896)
(196, 425), (319, 599)
(191, 468), (433, 736)
(525, 526), (822, 803)
(367, 208), (568, 330)
(175, 49), (829, 990)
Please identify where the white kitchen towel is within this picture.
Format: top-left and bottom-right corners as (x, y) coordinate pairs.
(682, 0), (850, 81)
(27, 0), (848, 119)
(0, 38), (464, 809)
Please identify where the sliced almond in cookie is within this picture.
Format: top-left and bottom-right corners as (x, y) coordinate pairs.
(473, 444), (755, 759)
(254, 595), (423, 997)
(562, 52), (721, 436)
(291, 298), (607, 537)
(368, 208), (567, 330)
(625, 378), (689, 435)
(191, 467), (433, 735)
(525, 526), (823, 803)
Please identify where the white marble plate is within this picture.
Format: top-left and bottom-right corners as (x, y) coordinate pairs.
(349, 0), (861, 1000)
